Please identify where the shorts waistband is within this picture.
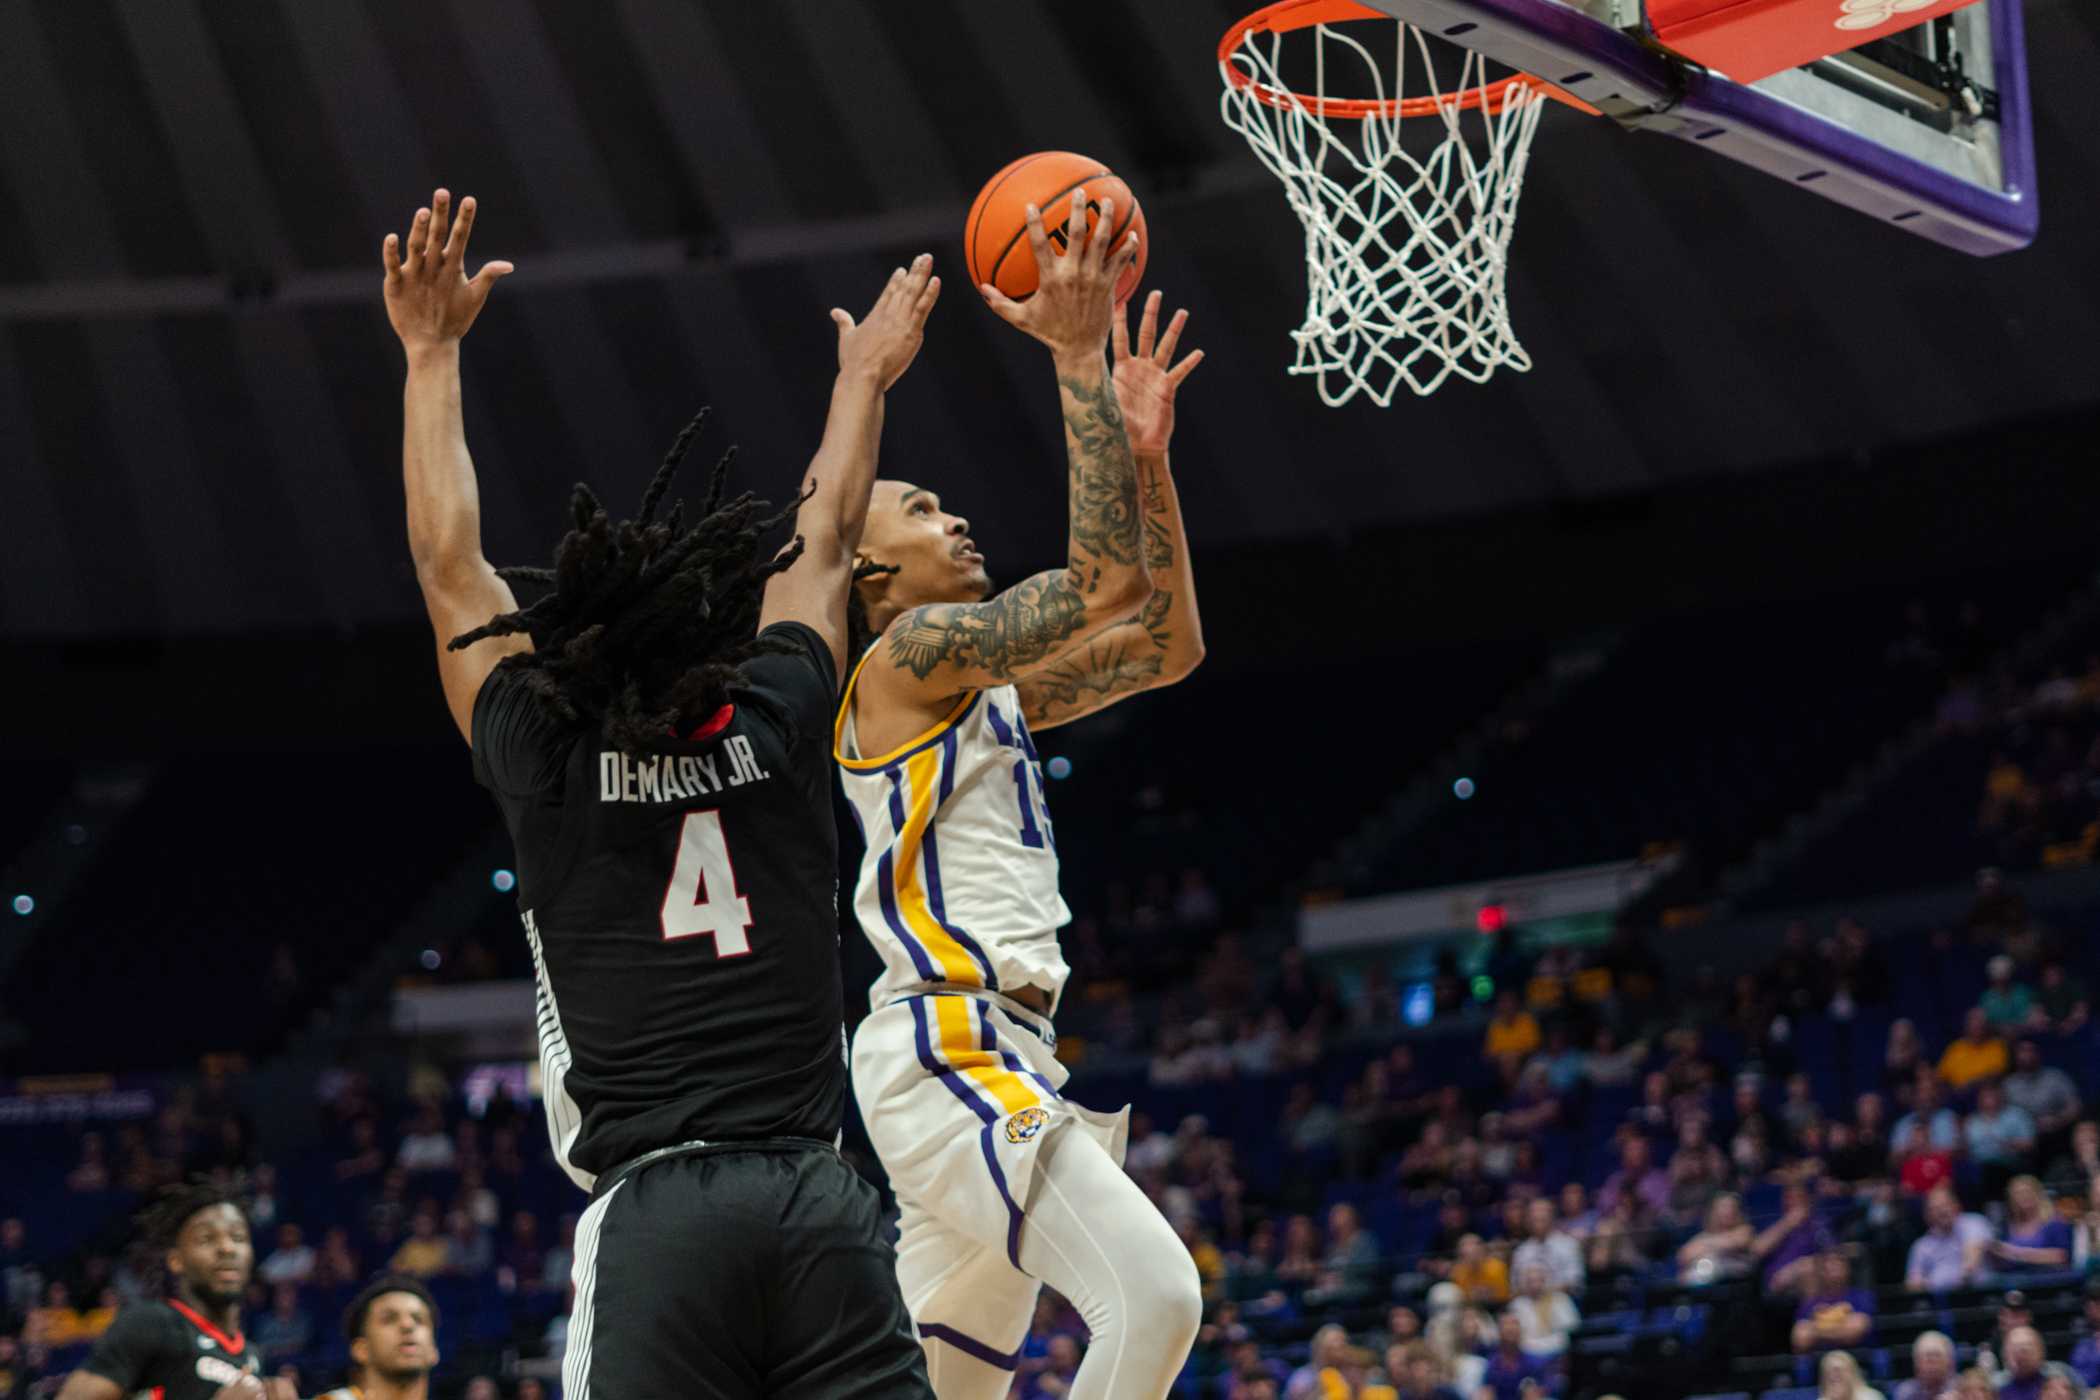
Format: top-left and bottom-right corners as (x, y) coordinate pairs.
(589, 1135), (835, 1202)
(890, 985), (1057, 1050)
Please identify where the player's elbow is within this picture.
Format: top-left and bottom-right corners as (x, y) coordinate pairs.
(1096, 572), (1151, 622)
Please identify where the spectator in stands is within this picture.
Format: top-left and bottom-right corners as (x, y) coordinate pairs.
(1948, 1367), (1999, 1400)
(1389, 1341), (1463, 1400)
(1512, 1199), (1583, 1294)
(463, 1379), (499, 1400)
(1484, 992), (1541, 1079)
(1285, 1324), (1349, 1400)
(1423, 1285), (1488, 1395)
(1967, 1079), (2040, 1196)
(254, 1282), (311, 1362)
(1507, 1263), (1577, 1358)
(1791, 1250), (1875, 1354)
(1906, 1186), (1990, 1292)
(1899, 1071), (1964, 1153)
(2006, 1040), (2083, 1160)
(257, 1223), (315, 1286)
(26, 1280), (85, 1347)
(2032, 962), (2089, 1035)
(1678, 1192), (1755, 1285)
(2047, 1124), (2100, 1194)
(1585, 1190), (1652, 1281)
(1284, 1082), (1343, 1156)
(1031, 1334), (1082, 1398)
(1477, 1312), (1553, 1400)
(2037, 1373), (2085, 1400)
(1985, 1176), (2073, 1275)
(1596, 1136), (1668, 1222)
(1819, 1349), (1886, 1400)
(336, 1117), (385, 1182)
(1277, 1214), (1323, 1294)
(1666, 1119), (1728, 1228)
(1556, 1183), (1596, 1241)
(397, 1106), (455, 1173)
(1886, 1021), (1928, 1098)
(1896, 1118), (1958, 1198)
(1306, 1204), (1379, 1308)
(390, 1210), (450, 1278)
(543, 1214), (577, 1294)
(1982, 956), (2036, 1030)
(1940, 1008), (2011, 1091)
(1758, 1182), (1833, 1297)
(2069, 1280), (2100, 1387)
(1, 1218), (40, 1317)
(65, 1133), (110, 1194)
(1995, 1325), (2064, 1400)
(443, 1208), (492, 1278)
(1783, 1073), (1823, 1144)
(314, 1226), (362, 1288)
(1451, 1234), (1509, 1306)
(1893, 1331), (1957, 1400)
(499, 1211), (543, 1295)
(1583, 1028), (1645, 1089)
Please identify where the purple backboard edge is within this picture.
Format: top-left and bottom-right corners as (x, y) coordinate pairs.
(1357, 0), (2037, 255)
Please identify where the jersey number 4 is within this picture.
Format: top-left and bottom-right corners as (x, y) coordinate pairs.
(659, 810), (755, 956)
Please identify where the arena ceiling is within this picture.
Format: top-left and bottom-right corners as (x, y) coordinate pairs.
(0, 0), (2095, 637)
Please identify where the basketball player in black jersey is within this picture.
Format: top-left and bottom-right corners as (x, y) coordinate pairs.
(383, 188), (937, 1398)
(56, 1184), (291, 1400)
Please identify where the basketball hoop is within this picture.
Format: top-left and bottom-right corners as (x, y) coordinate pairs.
(1220, 0), (1588, 403)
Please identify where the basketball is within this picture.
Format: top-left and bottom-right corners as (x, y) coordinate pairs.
(964, 150), (1148, 305)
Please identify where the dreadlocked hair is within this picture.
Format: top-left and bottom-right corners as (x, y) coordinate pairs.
(847, 558), (901, 664)
(139, 1179), (247, 1251)
(451, 408), (813, 754)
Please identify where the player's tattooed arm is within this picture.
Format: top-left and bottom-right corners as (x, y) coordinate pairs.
(885, 567), (1090, 683)
(1018, 294), (1207, 731)
(873, 191), (1155, 702)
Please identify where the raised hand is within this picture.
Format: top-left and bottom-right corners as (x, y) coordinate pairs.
(833, 254), (941, 390)
(980, 187), (1141, 364)
(1111, 290), (1205, 458)
(382, 189), (513, 353)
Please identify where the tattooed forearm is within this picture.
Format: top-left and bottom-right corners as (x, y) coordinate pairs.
(1058, 369), (1142, 570)
(885, 568), (1088, 682)
(1025, 636), (1166, 712)
(1140, 460), (1175, 572)
(1138, 589), (1172, 652)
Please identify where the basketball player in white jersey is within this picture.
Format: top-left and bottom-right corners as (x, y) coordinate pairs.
(836, 189), (1207, 1400)
(315, 1276), (437, 1400)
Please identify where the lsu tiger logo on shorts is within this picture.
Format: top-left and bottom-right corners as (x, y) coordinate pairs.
(1004, 1105), (1050, 1144)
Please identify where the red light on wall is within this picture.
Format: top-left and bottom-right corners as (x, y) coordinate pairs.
(1476, 903), (1507, 934)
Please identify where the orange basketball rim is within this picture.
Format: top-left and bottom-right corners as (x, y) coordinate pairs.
(1219, 0), (1601, 118)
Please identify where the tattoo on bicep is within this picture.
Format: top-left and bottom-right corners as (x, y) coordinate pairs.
(1059, 374), (1141, 567)
(885, 570), (1089, 681)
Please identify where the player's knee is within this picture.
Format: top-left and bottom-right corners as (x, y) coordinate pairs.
(1125, 1238), (1203, 1350)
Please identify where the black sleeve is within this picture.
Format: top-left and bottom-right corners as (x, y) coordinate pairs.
(739, 622), (840, 750)
(79, 1305), (169, 1390)
(471, 664), (576, 797)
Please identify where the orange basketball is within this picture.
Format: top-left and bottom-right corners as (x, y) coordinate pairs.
(964, 151), (1148, 305)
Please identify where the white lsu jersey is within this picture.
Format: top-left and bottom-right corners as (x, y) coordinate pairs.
(835, 649), (1072, 1015)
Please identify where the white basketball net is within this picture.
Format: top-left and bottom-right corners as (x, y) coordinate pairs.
(1220, 18), (1548, 403)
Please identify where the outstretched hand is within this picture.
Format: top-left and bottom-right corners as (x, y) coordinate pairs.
(1111, 291), (1204, 458)
(980, 187), (1140, 364)
(383, 188), (513, 353)
(833, 254), (941, 390)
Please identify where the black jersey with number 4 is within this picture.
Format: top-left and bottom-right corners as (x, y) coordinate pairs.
(472, 621), (847, 1188)
(80, 1299), (260, 1399)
